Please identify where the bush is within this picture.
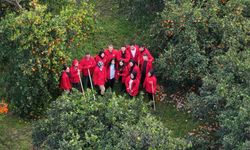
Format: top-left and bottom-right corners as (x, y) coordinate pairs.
(32, 91), (188, 149)
(0, 2), (96, 118)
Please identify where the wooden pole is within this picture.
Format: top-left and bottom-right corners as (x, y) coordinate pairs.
(78, 69), (84, 95)
(151, 83), (156, 111)
(88, 69), (96, 100)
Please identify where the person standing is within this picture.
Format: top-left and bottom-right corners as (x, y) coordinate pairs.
(104, 44), (118, 65)
(117, 46), (130, 65)
(138, 45), (154, 64)
(69, 59), (81, 91)
(106, 58), (117, 91)
(125, 71), (140, 97)
(117, 60), (128, 92)
(59, 64), (72, 93)
(93, 61), (107, 96)
(128, 59), (141, 80)
(95, 50), (107, 66)
(140, 54), (153, 85)
(127, 44), (140, 64)
(143, 69), (157, 101)
(79, 52), (96, 90)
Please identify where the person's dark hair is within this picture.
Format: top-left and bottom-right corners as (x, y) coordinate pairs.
(118, 60), (124, 66)
(98, 50), (105, 58)
(149, 69), (155, 76)
(140, 45), (145, 48)
(118, 60), (125, 71)
(131, 71), (137, 80)
(108, 58), (116, 67)
(85, 52), (90, 55)
(62, 64), (67, 71)
(129, 59), (136, 73)
(129, 59), (136, 66)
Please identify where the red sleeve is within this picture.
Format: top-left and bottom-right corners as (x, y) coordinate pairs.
(91, 58), (96, 68)
(125, 76), (130, 90)
(106, 66), (110, 79)
(125, 51), (131, 63)
(153, 76), (157, 93)
(104, 68), (107, 82)
(93, 67), (98, 85)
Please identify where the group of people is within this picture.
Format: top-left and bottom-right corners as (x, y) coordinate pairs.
(59, 44), (157, 100)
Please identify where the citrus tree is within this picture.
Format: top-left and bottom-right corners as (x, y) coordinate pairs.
(0, 1), (96, 118)
(32, 91), (188, 149)
(150, 0), (250, 148)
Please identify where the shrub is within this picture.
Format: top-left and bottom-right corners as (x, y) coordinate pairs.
(33, 91), (187, 149)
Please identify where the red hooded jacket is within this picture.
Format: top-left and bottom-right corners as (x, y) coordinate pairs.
(128, 64), (141, 80)
(59, 71), (72, 90)
(93, 66), (107, 86)
(125, 76), (140, 96)
(116, 50), (130, 64)
(104, 49), (118, 64)
(69, 59), (80, 83)
(79, 57), (96, 76)
(127, 45), (140, 63)
(140, 60), (153, 75)
(95, 55), (107, 67)
(117, 65), (129, 83)
(139, 48), (154, 64)
(143, 75), (157, 94)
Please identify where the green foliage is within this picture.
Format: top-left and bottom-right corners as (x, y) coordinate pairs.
(117, 116), (188, 149)
(150, 0), (250, 149)
(185, 1), (250, 148)
(0, 2), (96, 118)
(32, 91), (187, 149)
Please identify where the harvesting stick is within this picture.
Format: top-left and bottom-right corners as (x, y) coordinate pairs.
(78, 70), (85, 95)
(88, 69), (96, 100)
(151, 83), (156, 111)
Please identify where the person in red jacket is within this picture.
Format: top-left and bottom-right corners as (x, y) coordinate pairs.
(128, 44), (140, 64)
(93, 61), (107, 95)
(143, 69), (157, 101)
(104, 44), (118, 65)
(117, 46), (130, 65)
(69, 59), (81, 91)
(106, 58), (117, 91)
(125, 71), (140, 97)
(79, 52), (96, 90)
(138, 45), (154, 64)
(117, 60), (129, 92)
(95, 50), (107, 66)
(128, 59), (141, 80)
(140, 54), (153, 85)
(59, 64), (72, 93)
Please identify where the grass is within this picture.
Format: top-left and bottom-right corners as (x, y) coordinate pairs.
(72, 0), (140, 59)
(0, 115), (32, 150)
(152, 101), (200, 137)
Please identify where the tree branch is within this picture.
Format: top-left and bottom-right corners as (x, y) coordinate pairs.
(2, 0), (23, 10)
